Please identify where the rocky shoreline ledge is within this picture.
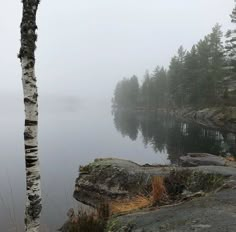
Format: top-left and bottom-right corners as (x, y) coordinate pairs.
(70, 154), (236, 232)
(170, 106), (236, 133)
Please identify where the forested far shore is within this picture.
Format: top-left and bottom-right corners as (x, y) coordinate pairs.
(113, 19), (236, 110)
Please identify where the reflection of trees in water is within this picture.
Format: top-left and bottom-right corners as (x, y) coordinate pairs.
(167, 123), (223, 163)
(113, 110), (236, 163)
(113, 110), (139, 140)
(139, 112), (169, 153)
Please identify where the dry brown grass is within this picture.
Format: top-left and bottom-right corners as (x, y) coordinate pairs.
(109, 176), (169, 215)
(151, 176), (167, 204)
(110, 195), (152, 214)
(226, 156), (236, 162)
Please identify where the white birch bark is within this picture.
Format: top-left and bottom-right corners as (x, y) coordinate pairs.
(18, 1), (42, 231)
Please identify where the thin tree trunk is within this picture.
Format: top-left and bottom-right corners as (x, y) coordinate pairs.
(18, 1), (42, 231)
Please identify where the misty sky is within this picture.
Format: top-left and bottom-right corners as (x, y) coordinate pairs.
(0, 0), (234, 102)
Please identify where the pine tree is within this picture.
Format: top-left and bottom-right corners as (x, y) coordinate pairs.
(113, 76), (140, 109)
(224, 1), (236, 97)
(168, 46), (186, 107)
(208, 24), (225, 103)
(184, 45), (201, 106)
(141, 71), (151, 108)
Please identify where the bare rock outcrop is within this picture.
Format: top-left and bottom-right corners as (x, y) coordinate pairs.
(179, 153), (226, 167)
(73, 157), (236, 232)
(74, 157), (236, 207)
(74, 158), (171, 207)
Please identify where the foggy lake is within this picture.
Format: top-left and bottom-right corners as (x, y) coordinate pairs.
(1, 0), (236, 231)
(0, 98), (235, 231)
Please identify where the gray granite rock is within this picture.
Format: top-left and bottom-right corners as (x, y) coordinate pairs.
(180, 153), (226, 167)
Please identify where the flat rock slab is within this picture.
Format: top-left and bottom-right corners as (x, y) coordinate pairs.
(192, 165), (236, 177)
(180, 153), (226, 167)
(107, 188), (236, 232)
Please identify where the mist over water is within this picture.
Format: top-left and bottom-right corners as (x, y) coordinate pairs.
(0, 96), (168, 231)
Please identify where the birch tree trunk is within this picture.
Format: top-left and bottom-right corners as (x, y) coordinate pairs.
(18, 1), (42, 231)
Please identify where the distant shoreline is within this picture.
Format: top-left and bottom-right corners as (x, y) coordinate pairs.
(112, 106), (236, 133)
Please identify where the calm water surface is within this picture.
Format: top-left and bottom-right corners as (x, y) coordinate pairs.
(0, 101), (167, 231)
(0, 101), (236, 231)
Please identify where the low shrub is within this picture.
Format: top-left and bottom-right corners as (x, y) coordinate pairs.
(60, 205), (109, 232)
(164, 169), (225, 200)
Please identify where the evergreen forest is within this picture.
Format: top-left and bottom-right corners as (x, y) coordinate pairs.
(113, 7), (236, 110)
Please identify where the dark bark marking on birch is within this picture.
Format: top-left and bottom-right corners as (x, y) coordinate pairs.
(24, 132), (34, 140)
(25, 145), (37, 150)
(32, 92), (38, 100)
(25, 120), (38, 126)
(24, 97), (36, 104)
(26, 149), (38, 154)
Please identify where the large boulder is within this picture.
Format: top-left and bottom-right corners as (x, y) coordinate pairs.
(74, 158), (171, 207)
